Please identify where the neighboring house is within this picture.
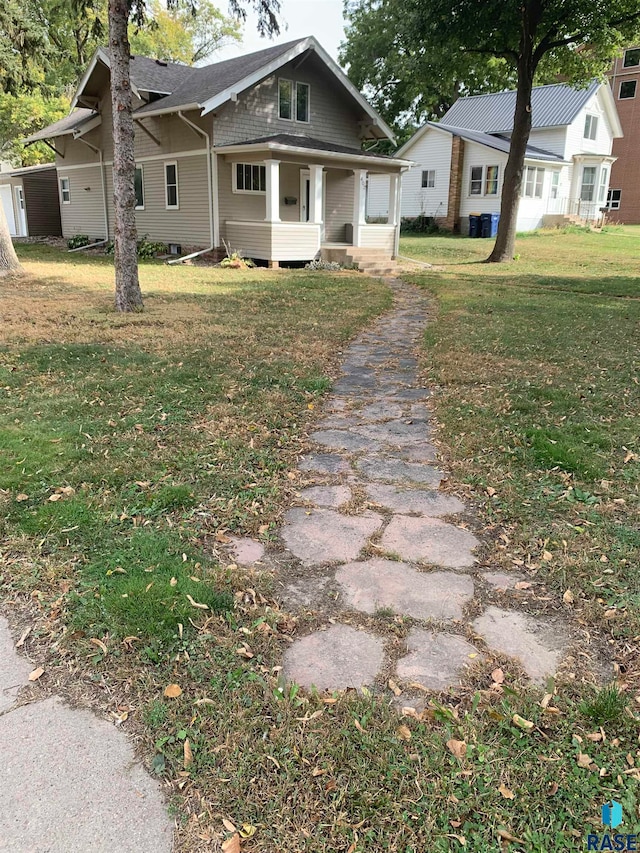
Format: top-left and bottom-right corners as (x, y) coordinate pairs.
(367, 81), (622, 234)
(0, 164), (63, 238)
(608, 46), (640, 223)
(23, 38), (411, 265)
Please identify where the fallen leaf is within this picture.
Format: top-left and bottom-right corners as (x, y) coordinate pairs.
(446, 739), (467, 760)
(542, 550), (553, 561)
(48, 493), (62, 502)
(90, 637), (108, 654)
(585, 732), (603, 742)
(236, 644), (254, 659)
(486, 486), (496, 497)
(239, 825), (256, 839)
(16, 626), (32, 648)
(170, 577), (177, 586)
(28, 667), (44, 681)
(512, 714), (534, 733)
(221, 834), (240, 853)
(497, 828), (525, 844)
(397, 724), (412, 742)
(514, 581), (532, 590)
(547, 781), (559, 796)
(498, 782), (515, 800)
(354, 718), (365, 733)
(563, 589), (574, 605)
(577, 752), (594, 769)
(491, 668), (505, 684)
(183, 739), (193, 768)
(186, 594), (208, 609)
(60, 486), (75, 496)
(222, 818), (237, 834)
(164, 683), (182, 698)
(16, 493), (29, 502)
(388, 678), (402, 697)
(311, 767), (326, 777)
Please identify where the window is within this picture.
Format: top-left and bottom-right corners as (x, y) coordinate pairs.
(550, 171), (559, 199)
(469, 165), (483, 195)
(485, 165), (499, 195)
(584, 114), (598, 140)
(279, 78), (310, 122)
(165, 162), (178, 209)
(580, 165), (597, 201)
(620, 80), (637, 99)
(598, 166), (609, 203)
(623, 48), (640, 68)
(134, 165), (144, 209)
(279, 79), (293, 120)
(607, 188), (622, 210)
(234, 163), (266, 193)
(523, 166), (544, 198)
(296, 82), (310, 122)
(421, 169), (436, 188)
(59, 176), (70, 204)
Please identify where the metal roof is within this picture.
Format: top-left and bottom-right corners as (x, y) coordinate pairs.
(23, 109), (98, 143)
(431, 123), (563, 161)
(442, 81), (600, 133)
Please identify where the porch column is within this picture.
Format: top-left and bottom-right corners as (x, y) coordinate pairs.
(309, 164), (324, 224)
(352, 168), (367, 246)
(388, 173), (399, 225)
(265, 159), (280, 222)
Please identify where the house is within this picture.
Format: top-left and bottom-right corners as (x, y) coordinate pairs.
(608, 46), (640, 223)
(367, 81), (622, 234)
(22, 38), (412, 266)
(0, 164), (63, 238)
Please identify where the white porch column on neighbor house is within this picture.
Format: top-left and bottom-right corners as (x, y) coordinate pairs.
(352, 168), (367, 246)
(309, 164), (324, 224)
(388, 173), (399, 225)
(265, 159), (281, 222)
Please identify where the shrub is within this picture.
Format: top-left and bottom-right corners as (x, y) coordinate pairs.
(400, 215), (441, 235)
(67, 234), (91, 249)
(304, 259), (343, 271)
(137, 236), (168, 259)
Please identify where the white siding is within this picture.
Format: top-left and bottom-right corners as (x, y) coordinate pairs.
(528, 127), (568, 158)
(459, 142), (507, 219)
(565, 88), (616, 159)
(225, 221), (320, 261)
(358, 224), (395, 252)
(399, 129), (452, 218)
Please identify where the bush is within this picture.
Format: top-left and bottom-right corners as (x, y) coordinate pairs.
(67, 234), (91, 249)
(400, 215), (441, 235)
(103, 237), (167, 258)
(304, 259), (343, 271)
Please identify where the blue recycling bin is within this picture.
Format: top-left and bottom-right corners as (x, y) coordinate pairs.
(468, 214), (481, 238)
(481, 212), (500, 238)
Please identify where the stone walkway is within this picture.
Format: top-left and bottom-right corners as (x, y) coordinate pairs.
(231, 278), (572, 702)
(0, 616), (173, 852)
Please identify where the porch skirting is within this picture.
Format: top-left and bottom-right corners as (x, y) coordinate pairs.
(226, 221), (321, 262)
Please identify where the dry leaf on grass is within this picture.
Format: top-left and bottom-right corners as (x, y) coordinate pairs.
(497, 828), (525, 844)
(28, 667), (44, 681)
(186, 594), (208, 610)
(512, 714), (534, 733)
(388, 678), (402, 697)
(164, 683), (182, 698)
(491, 668), (505, 684)
(397, 724), (412, 742)
(16, 493), (29, 502)
(446, 739), (467, 760)
(183, 739), (193, 768)
(577, 752), (595, 769)
(563, 589), (574, 605)
(90, 638), (108, 654)
(498, 782), (515, 800)
(221, 834), (240, 853)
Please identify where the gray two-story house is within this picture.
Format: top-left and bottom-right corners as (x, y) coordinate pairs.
(25, 37), (411, 265)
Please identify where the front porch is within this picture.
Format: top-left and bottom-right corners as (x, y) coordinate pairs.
(214, 135), (411, 265)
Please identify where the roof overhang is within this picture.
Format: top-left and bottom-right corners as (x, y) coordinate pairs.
(199, 37), (395, 144)
(22, 112), (101, 144)
(597, 82), (623, 138)
(214, 140), (412, 169)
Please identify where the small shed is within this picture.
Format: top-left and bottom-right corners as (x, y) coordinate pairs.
(0, 164), (63, 237)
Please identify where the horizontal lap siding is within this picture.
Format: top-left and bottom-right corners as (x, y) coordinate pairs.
(324, 169), (353, 242)
(366, 174), (390, 218)
(217, 157), (266, 244)
(401, 131), (452, 218)
(105, 156), (210, 246)
(225, 222), (271, 258)
(271, 225), (319, 260)
(359, 226), (395, 252)
(57, 165), (106, 239)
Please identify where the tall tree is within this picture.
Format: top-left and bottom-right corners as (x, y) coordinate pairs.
(108, 0), (280, 311)
(129, 0), (241, 65)
(0, 93), (69, 166)
(343, 0), (640, 262)
(0, 0), (47, 276)
(35, 0), (107, 89)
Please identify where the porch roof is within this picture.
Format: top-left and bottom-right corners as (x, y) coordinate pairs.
(214, 134), (413, 170)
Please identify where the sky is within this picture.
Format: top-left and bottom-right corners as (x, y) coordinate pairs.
(215, 0), (348, 64)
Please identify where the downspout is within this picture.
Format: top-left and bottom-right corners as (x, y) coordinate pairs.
(168, 111), (215, 264)
(75, 137), (109, 241)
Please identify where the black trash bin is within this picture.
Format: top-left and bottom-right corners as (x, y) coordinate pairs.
(481, 212), (500, 238)
(469, 213), (481, 238)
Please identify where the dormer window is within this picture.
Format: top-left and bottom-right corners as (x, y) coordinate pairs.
(584, 114), (598, 140)
(279, 79), (310, 123)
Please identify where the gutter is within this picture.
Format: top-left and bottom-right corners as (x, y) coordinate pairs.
(168, 111), (215, 264)
(75, 137), (109, 241)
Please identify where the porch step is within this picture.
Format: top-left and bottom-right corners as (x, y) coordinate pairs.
(320, 246), (396, 274)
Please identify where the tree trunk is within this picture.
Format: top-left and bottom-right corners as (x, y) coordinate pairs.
(108, 0), (143, 311)
(486, 4), (539, 263)
(0, 205), (23, 276)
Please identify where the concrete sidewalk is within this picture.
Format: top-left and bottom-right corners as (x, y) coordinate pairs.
(0, 616), (173, 853)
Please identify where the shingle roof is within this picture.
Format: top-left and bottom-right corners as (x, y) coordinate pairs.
(22, 109), (98, 143)
(125, 53), (198, 94)
(430, 123), (563, 161)
(134, 38), (306, 115)
(442, 81), (600, 133)
(218, 133), (400, 160)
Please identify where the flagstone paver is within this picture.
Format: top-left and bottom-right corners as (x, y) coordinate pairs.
(0, 616), (31, 713)
(381, 515), (479, 568)
(275, 278), (571, 697)
(227, 535), (265, 565)
(335, 559), (474, 621)
(396, 630), (482, 691)
(473, 607), (568, 683)
(281, 507), (383, 566)
(282, 624), (384, 691)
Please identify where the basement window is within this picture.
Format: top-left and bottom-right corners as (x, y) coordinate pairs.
(607, 188), (621, 210)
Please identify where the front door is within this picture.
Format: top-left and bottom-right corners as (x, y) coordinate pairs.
(300, 170), (311, 222)
(14, 186), (27, 236)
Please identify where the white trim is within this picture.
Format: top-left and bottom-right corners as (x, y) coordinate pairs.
(296, 81), (310, 124)
(71, 47), (109, 110)
(468, 163), (500, 198)
(164, 160), (179, 209)
(59, 175), (71, 204)
(278, 78), (294, 121)
(134, 164), (145, 210)
(200, 36), (396, 143)
(72, 114), (102, 138)
(226, 220), (322, 228)
(132, 102), (200, 119)
(211, 149), (220, 248)
(215, 141), (411, 169)
(57, 148), (208, 171)
(233, 162), (267, 194)
(14, 185), (27, 236)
